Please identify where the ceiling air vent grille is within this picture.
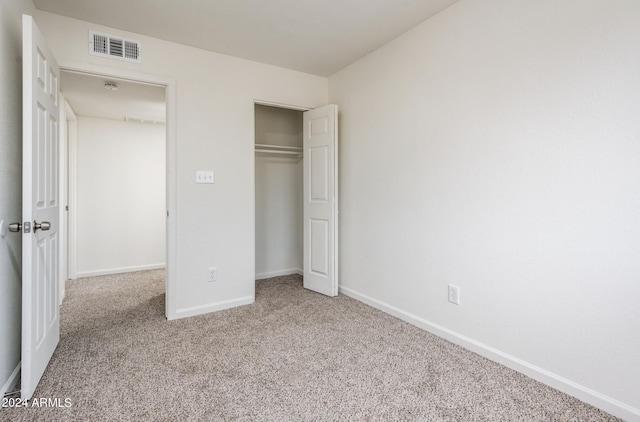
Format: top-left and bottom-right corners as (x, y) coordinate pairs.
(109, 38), (123, 57)
(93, 33), (108, 55)
(124, 41), (139, 60)
(89, 30), (141, 63)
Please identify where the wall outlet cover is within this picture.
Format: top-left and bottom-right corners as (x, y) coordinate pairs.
(448, 284), (460, 305)
(207, 267), (217, 282)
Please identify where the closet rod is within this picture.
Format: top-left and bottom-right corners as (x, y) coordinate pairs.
(254, 143), (302, 151)
(255, 149), (302, 155)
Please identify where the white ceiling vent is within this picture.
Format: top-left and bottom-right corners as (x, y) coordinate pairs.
(89, 30), (141, 63)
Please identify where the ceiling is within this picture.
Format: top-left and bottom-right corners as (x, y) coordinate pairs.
(61, 71), (166, 122)
(34, 0), (459, 77)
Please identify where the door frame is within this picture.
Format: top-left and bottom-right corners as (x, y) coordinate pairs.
(253, 100), (310, 282)
(58, 60), (178, 319)
(59, 96), (77, 303)
(252, 100), (339, 296)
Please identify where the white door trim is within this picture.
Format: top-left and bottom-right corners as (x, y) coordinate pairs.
(58, 60), (178, 320)
(63, 99), (78, 279)
(63, 98), (77, 284)
(254, 99), (312, 112)
(58, 96), (77, 304)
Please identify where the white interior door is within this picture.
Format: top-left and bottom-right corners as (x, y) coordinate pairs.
(303, 104), (338, 296)
(22, 14), (60, 399)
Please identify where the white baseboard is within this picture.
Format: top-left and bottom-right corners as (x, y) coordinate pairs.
(169, 296), (254, 320)
(339, 285), (639, 422)
(1, 362), (21, 398)
(255, 268), (302, 280)
(75, 263), (166, 279)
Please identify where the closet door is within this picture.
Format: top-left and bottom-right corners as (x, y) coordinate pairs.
(303, 104), (338, 297)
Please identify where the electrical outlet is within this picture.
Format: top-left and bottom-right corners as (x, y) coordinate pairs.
(448, 284), (460, 305)
(207, 267), (217, 282)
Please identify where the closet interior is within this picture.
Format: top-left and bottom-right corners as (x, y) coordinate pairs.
(254, 104), (304, 279)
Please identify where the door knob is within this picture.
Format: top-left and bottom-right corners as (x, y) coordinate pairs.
(34, 221), (51, 232)
(8, 222), (22, 233)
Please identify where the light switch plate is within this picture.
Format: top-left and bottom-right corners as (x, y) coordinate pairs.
(196, 171), (214, 184)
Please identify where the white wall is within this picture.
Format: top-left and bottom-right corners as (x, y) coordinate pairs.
(75, 116), (165, 277)
(34, 10), (328, 318)
(0, 0), (36, 397)
(255, 105), (303, 278)
(329, 0), (640, 419)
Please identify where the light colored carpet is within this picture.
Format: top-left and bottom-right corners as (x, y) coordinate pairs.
(3, 270), (619, 421)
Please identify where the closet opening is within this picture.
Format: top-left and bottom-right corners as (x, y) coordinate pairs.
(254, 104), (305, 280)
(254, 101), (339, 297)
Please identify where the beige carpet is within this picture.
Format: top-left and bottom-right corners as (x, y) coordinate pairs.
(3, 270), (618, 421)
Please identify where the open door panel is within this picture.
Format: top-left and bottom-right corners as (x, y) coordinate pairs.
(303, 104), (338, 297)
